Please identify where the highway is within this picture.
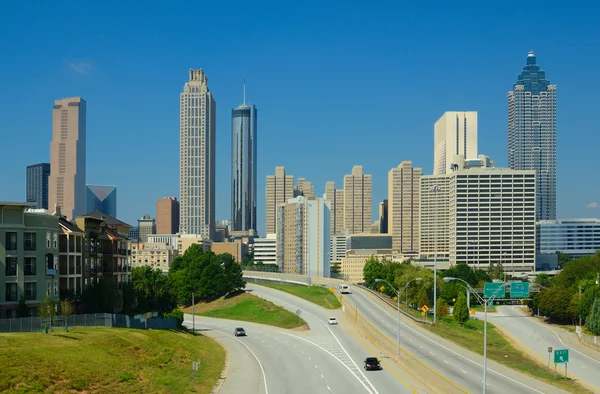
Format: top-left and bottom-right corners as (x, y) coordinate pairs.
(482, 305), (600, 393)
(314, 281), (568, 394)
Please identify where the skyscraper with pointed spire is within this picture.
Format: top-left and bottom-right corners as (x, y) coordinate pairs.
(231, 81), (257, 233)
(508, 52), (556, 220)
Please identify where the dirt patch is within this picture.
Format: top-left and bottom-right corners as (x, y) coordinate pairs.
(290, 324), (310, 331)
(181, 292), (254, 314)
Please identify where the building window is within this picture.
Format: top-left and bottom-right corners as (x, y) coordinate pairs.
(5, 257), (17, 276)
(5, 283), (18, 302)
(24, 233), (37, 251)
(25, 257), (36, 275)
(5, 232), (17, 251)
(25, 282), (37, 300)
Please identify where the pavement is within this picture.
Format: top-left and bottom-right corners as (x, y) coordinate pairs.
(476, 305), (600, 393)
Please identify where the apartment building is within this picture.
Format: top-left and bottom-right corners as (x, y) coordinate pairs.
(388, 161), (421, 255)
(131, 242), (177, 273)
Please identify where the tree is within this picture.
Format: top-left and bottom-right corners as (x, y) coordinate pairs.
(17, 292), (28, 318)
(556, 251), (572, 270)
(534, 273), (551, 289)
(537, 286), (576, 323)
(60, 299), (74, 332)
(363, 256), (383, 288)
(39, 295), (56, 332)
(488, 261), (504, 280)
(579, 286), (600, 325)
(586, 298), (600, 335)
(453, 292), (469, 325)
(436, 298), (449, 318)
(131, 266), (175, 314)
(221, 253), (246, 294)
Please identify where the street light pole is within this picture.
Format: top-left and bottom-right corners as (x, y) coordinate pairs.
(432, 185), (439, 324)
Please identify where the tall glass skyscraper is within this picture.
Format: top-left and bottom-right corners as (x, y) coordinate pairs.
(26, 163), (50, 209)
(508, 52), (556, 220)
(86, 185), (117, 217)
(231, 86), (257, 232)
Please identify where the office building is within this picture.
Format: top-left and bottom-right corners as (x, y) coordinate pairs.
(343, 165), (372, 234)
(131, 242), (177, 273)
(420, 173), (452, 261)
(86, 185), (117, 218)
(138, 214), (156, 243)
(147, 234), (179, 249)
(0, 202), (60, 318)
(231, 89), (257, 233)
(49, 97), (86, 220)
(253, 233), (277, 265)
(26, 163), (50, 210)
(266, 166), (294, 235)
(178, 234), (212, 255)
(156, 197), (179, 235)
(296, 178), (315, 198)
(324, 181), (345, 236)
(180, 69), (216, 239)
(388, 161), (421, 254)
(433, 111), (478, 175)
(128, 227), (140, 242)
(276, 196), (330, 277)
(378, 200), (388, 234)
(508, 51), (557, 221)
(212, 240), (249, 263)
(537, 219), (600, 258)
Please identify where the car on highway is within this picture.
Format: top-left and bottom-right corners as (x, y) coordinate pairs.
(364, 357), (381, 371)
(234, 327), (246, 337)
(328, 317), (338, 325)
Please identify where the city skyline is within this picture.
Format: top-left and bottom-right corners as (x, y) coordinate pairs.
(2, 3), (598, 236)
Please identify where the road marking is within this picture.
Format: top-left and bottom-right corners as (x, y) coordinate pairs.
(430, 352), (435, 356)
(308, 357), (312, 361)
(419, 345), (423, 349)
(301, 350), (304, 354)
(409, 339), (413, 342)
(321, 374), (324, 378)
(461, 369), (467, 374)
(444, 360), (449, 364)
(581, 365), (586, 369)
(327, 386), (331, 391)
(315, 365), (318, 368)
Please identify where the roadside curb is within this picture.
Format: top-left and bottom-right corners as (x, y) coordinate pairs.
(208, 333), (231, 394)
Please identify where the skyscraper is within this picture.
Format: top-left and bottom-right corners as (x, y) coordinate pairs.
(231, 85), (257, 233)
(296, 178), (315, 198)
(138, 213), (156, 243)
(26, 163), (50, 209)
(266, 166), (294, 235)
(388, 161), (421, 254)
(324, 181), (344, 236)
(86, 185), (117, 217)
(508, 51), (556, 221)
(156, 197), (180, 234)
(49, 97), (86, 219)
(343, 165), (372, 234)
(180, 69), (216, 238)
(433, 111), (478, 175)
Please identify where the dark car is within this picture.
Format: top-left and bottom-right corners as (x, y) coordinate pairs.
(234, 327), (246, 337)
(364, 357), (381, 371)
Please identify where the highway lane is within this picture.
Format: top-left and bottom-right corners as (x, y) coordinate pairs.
(483, 305), (600, 393)
(246, 284), (417, 394)
(326, 283), (567, 394)
(183, 314), (375, 394)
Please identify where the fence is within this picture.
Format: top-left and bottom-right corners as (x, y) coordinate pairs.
(0, 313), (177, 333)
(356, 284), (432, 325)
(577, 328), (600, 350)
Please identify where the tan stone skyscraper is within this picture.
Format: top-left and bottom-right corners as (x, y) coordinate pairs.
(156, 197), (180, 234)
(266, 166), (294, 234)
(296, 178), (314, 198)
(324, 181), (344, 235)
(49, 97), (86, 220)
(343, 165), (372, 234)
(388, 161), (422, 254)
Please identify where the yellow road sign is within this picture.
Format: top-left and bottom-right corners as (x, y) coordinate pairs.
(421, 305), (430, 313)
(470, 309), (476, 315)
(380, 286), (385, 292)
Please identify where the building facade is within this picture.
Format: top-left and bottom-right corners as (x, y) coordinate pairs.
(508, 52), (557, 221)
(131, 242), (177, 273)
(56, 208), (85, 297)
(231, 99), (257, 233)
(147, 234), (179, 249)
(26, 163), (50, 210)
(378, 200), (388, 234)
(266, 166), (294, 235)
(324, 181), (345, 236)
(537, 219), (600, 258)
(180, 69), (216, 239)
(138, 214), (156, 243)
(254, 233), (277, 265)
(388, 161), (421, 254)
(433, 111), (478, 175)
(49, 97), (86, 220)
(343, 165), (372, 234)
(296, 178), (315, 198)
(85, 185), (117, 218)
(419, 174), (452, 260)
(156, 197), (179, 235)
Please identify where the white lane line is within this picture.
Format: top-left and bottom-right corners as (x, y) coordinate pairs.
(461, 369), (467, 374)
(419, 345), (423, 349)
(444, 360), (449, 364)
(308, 357), (312, 361)
(581, 365), (586, 369)
(315, 364), (318, 368)
(430, 352), (435, 356)
(409, 339), (413, 342)
(301, 350), (304, 354)
(321, 374), (324, 378)
(327, 386), (331, 391)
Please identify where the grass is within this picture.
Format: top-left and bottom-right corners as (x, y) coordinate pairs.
(257, 283), (342, 309)
(0, 327), (224, 394)
(183, 291), (307, 329)
(422, 317), (591, 393)
(470, 304), (497, 313)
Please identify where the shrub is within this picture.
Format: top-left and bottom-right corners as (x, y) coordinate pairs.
(163, 308), (184, 328)
(453, 292), (469, 325)
(436, 298), (450, 318)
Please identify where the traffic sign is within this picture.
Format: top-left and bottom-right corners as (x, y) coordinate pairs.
(510, 282), (530, 298)
(421, 305), (430, 313)
(554, 349), (569, 364)
(484, 282), (506, 299)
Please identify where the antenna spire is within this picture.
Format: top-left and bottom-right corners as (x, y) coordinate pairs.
(243, 78), (246, 106)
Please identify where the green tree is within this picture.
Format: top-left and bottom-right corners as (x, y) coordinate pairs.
(436, 297), (449, 318)
(534, 273), (551, 289)
(131, 266), (175, 314)
(241, 253), (254, 268)
(363, 256), (383, 288)
(17, 292), (28, 318)
(488, 261), (504, 280)
(556, 251), (572, 270)
(198, 260), (226, 301)
(586, 298), (600, 335)
(221, 253), (246, 294)
(60, 298), (74, 332)
(537, 286), (576, 323)
(579, 286), (600, 325)
(453, 292), (469, 325)
(39, 295), (56, 332)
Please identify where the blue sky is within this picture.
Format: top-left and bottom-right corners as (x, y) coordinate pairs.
(1, 1), (599, 235)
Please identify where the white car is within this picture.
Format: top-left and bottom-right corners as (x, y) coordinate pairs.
(328, 317), (338, 325)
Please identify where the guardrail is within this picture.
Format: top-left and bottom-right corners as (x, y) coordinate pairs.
(356, 284), (432, 326)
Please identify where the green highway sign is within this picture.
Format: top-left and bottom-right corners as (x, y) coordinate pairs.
(554, 349), (569, 364)
(510, 282), (530, 298)
(484, 282), (506, 299)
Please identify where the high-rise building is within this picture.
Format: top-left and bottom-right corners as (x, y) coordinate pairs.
(537, 219), (600, 258)
(253, 233), (277, 266)
(508, 51), (556, 221)
(343, 165), (372, 234)
(156, 197), (180, 235)
(85, 185), (117, 217)
(324, 181), (344, 236)
(138, 213), (156, 243)
(388, 161), (421, 254)
(266, 166), (294, 235)
(26, 163), (50, 209)
(276, 196), (330, 277)
(180, 69), (216, 239)
(296, 178), (315, 198)
(231, 87), (257, 233)
(378, 200), (388, 234)
(433, 111), (478, 175)
(49, 97), (86, 220)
